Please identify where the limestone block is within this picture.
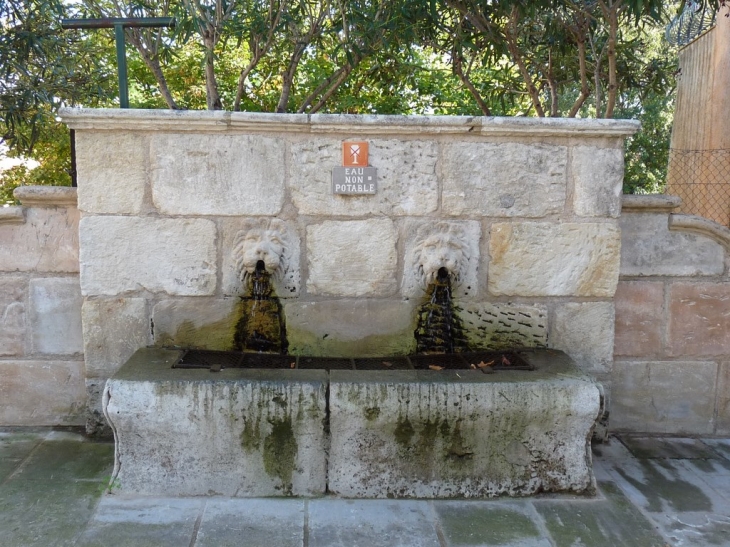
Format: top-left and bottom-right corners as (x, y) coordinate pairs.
(620, 213), (724, 276)
(29, 278), (83, 355)
(0, 360), (85, 426)
(328, 351), (600, 498)
(79, 216), (217, 296)
(152, 298), (240, 351)
(86, 378), (112, 438)
(285, 300), (416, 357)
(150, 133), (285, 215)
(614, 281), (665, 357)
(551, 302), (614, 375)
(611, 360), (717, 435)
(0, 207), (79, 273)
(82, 298), (150, 379)
(488, 222), (621, 297)
(75, 131), (147, 214)
(669, 282), (730, 356)
(220, 218), (301, 298)
(0, 277), (26, 357)
(306, 220), (397, 297)
(105, 348), (327, 497)
(441, 142), (566, 217)
(456, 303), (547, 351)
(401, 220), (481, 299)
(290, 139), (438, 216)
(572, 146), (624, 218)
(715, 361), (730, 435)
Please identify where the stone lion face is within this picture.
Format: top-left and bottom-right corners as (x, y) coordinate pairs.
(233, 219), (289, 280)
(413, 226), (470, 287)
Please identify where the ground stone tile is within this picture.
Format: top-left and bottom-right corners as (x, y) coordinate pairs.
(534, 481), (666, 547)
(196, 498), (304, 547)
(703, 439), (730, 463)
(621, 437), (720, 460)
(0, 432), (43, 483)
(75, 497), (204, 547)
(0, 478), (102, 547)
(307, 499), (440, 547)
(435, 501), (550, 547)
(12, 440), (113, 483)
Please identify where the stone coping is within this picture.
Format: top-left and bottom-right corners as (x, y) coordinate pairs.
(621, 194), (682, 212)
(13, 186), (78, 207)
(59, 108), (640, 137)
(670, 213), (730, 251)
(0, 206), (24, 224)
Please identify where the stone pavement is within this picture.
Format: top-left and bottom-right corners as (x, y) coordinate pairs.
(2, 429), (730, 546)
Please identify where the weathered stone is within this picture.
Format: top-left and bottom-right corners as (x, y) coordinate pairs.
(328, 350), (600, 498)
(75, 132), (147, 214)
(441, 142), (566, 217)
(79, 216), (217, 296)
(0, 360), (85, 425)
(551, 302), (614, 375)
(0, 277), (26, 357)
(220, 218), (301, 298)
(488, 222), (621, 297)
(82, 298), (149, 379)
(13, 186), (77, 207)
(150, 133), (285, 215)
(455, 303), (548, 350)
(611, 360), (717, 434)
(85, 379), (112, 438)
(306, 219), (397, 297)
(29, 278), (83, 355)
(669, 282), (730, 356)
(152, 298), (240, 351)
(104, 348), (327, 496)
(614, 281), (665, 357)
(715, 361), (730, 435)
(0, 207), (79, 273)
(620, 213), (724, 276)
(572, 146), (624, 218)
(285, 300), (416, 357)
(290, 139), (438, 216)
(401, 220), (481, 299)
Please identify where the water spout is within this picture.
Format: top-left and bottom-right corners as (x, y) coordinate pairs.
(414, 267), (469, 354)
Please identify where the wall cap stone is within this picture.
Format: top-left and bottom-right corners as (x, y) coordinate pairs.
(0, 206), (25, 224)
(59, 108), (640, 137)
(670, 213), (730, 251)
(13, 186), (78, 207)
(621, 194), (682, 212)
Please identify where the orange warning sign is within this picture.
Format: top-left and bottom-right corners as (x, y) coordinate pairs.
(343, 142), (368, 167)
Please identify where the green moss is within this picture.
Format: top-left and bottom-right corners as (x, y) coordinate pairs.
(262, 417), (298, 495)
(240, 417), (261, 453)
(154, 302), (243, 351)
(364, 407), (381, 421)
(394, 416), (415, 448)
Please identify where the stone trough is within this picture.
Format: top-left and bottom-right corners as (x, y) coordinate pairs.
(104, 348), (600, 498)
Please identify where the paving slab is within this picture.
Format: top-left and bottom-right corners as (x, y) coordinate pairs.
(307, 499), (441, 547)
(703, 439), (730, 463)
(0, 478), (103, 547)
(534, 481), (667, 547)
(196, 498), (304, 547)
(434, 500), (550, 546)
(0, 432), (43, 483)
(10, 439), (113, 483)
(75, 497), (203, 547)
(621, 436), (719, 460)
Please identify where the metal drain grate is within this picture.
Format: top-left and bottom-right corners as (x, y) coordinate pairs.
(173, 350), (244, 369)
(354, 357), (412, 370)
(298, 357), (354, 370)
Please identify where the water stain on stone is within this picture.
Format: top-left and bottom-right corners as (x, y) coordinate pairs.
(240, 416), (261, 453)
(364, 407), (381, 421)
(262, 416), (298, 495)
(394, 416), (415, 448)
(234, 263), (287, 354)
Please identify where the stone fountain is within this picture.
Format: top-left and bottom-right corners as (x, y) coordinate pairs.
(61, 109), (636, 498)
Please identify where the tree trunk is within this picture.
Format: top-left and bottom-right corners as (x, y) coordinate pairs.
(567, 40), (589, 117)
(203, 35), (223, 110)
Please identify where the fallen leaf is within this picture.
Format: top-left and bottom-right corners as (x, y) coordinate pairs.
(381, 361), (393, 368)
(476, 360), (494, 368)
(470, 364), (477, 369)
(428, 365), (444, 371)
(290, 362), (296, 369)
(501, 355), (511, 366)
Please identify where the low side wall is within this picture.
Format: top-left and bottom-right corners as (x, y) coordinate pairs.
(613, 195), (730, 435)
(0, 187), (85, 426)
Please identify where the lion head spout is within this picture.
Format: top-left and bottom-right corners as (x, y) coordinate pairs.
(412, 223), (471, 288)
(232, 218), (291, 283)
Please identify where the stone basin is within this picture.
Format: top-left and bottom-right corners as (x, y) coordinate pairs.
(103, 348), (600, 498)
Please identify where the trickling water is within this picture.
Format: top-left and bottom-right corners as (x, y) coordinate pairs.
(234, 260), (288, 353)
(414, 267), (469, 354)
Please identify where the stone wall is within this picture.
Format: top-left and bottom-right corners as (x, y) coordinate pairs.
(0, 187), (85, 426)
(613, 195), (730, 435)
(60, 109), (637, 432)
